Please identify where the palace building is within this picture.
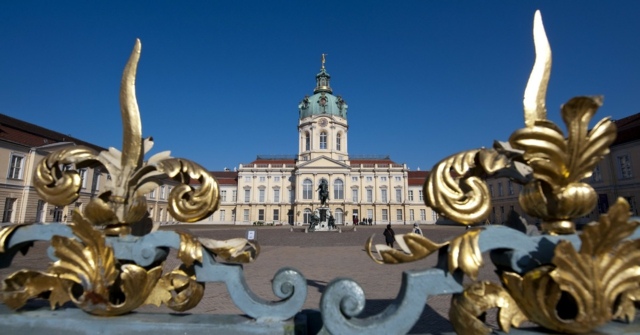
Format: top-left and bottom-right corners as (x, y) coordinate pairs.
(2, 58), (639, 227)
(207, 58), (435, 226)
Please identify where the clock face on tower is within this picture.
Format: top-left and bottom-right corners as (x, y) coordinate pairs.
(318, 118), (328, 127)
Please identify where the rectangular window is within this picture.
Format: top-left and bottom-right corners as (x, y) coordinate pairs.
(8, 155), (24, 179)
(367, 189), (373, 202)
(508, 181), (514, 195)
(396, 209), (403, 220)
(220, 209), (226, 222)
(395, 189), (402, 202)
(625, 196), (637, 215)
(334, 182), (344, 200)
(618, 155), (633, 178)
(367, 209), (373, 220)
(498, 182), (503, 196)
(366, 176), (373, 182)
(410, 209), (414, 221)
(160, 186), (166, 199)
(258, 209), (265, 221)
(220, 190), (227, 202)
(149, 188), (156, 199)
(420, 209), (426, 221)
(418, 190), (423, 201)
(598, 194), (609, 214)
(432, 211), (438, 221)
(259, 189), (265, 202)
(243, 209), (250, 221)
(244, 176), (251, 182)
(274, 176), (280, 182)
(80, 169), (87, 188)
(352, 176), (358, 182)
(273, 209), (280, 221)
(352, 189), (358, 202)
(408, 190), (414, 201)
(3, 198), (16, 223)
(274, 189), (280, 203)
(232, 190), (237, 202)
(382, 209), (388, 221)
(591, 165), (602, 182)
(380, 176), (387, 182)
(244, 189), (251, 203)
(289, 189), (295, 202)
(259, 176), (266, 182)
(94, 172), (101, 191)
(381, 189), (388, 203)
(489, 184), (494, 197)
(395, 176), (402, 182)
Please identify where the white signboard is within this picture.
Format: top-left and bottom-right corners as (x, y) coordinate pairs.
(247, 230), (256, 241)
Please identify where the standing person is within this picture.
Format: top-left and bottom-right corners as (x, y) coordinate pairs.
(383, 224), (395, 248)
(412, 223), (423, 236)
(368, 218), (372, 226)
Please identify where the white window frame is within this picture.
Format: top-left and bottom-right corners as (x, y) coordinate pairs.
(220, 190), (227, 202)
(395, 188), (402, 202)
(334, 179), (344, 200)
(381, 188), (388, 203)
(2, 198), (16, 223)
(259, 189), (265, 203)
(243, 209), (250, 221)
(420, 209), (426, 221)
(244, 189), (251, 203)
(618, 154), (633, 179)
(220, 209), (226, 222)
(79, 169), (87, 189)
(320, 132), (327, 149)
(273, 189), (280, 203)
(8, 154), (24, 179)
(352, 189), (358, 202)
(396, 209), (403, 220)
(366, 189), (373, 202)
(303, 179), (313, 200)
(381, 209), (388, 221)
(408, 190), (414, 201)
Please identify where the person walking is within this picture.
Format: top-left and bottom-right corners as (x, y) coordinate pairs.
(412, 223), (423, 236)
(383, 224), (395, 248)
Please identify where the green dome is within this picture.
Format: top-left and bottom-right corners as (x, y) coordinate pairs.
(298, 59), (348, 119)
(298, 92), (348, 119)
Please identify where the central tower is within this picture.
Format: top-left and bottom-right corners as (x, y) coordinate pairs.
(297, 55), (349, 162)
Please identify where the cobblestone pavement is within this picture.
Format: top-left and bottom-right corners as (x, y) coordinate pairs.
(0, 224), (502, 334)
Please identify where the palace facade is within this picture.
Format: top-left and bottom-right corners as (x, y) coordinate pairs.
(2, 60), (639, 227)
(206, 61), (435, 225)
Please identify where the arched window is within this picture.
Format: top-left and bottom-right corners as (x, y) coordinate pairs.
(320, 132), (327, 149)
(302, 179), (313, 200)
(336, 133), (341, 151)
(333, 179), (344, 200)
(303, 208), (312, 224)
(335, 208), (343, 225)
(305, 132), (310, 151)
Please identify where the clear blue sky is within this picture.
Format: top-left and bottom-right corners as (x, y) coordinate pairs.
(1, 1), (639, 171)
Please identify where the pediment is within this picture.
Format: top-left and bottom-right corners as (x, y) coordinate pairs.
(297, 156), (350, 169)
